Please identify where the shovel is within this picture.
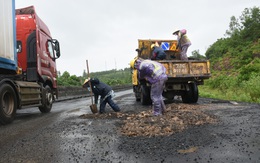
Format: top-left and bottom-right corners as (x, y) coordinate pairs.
(90, 103), (98, 114)
(86, 60), (98, 114)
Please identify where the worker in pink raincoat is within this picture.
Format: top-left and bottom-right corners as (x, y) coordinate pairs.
(132, 58), (168, 116)
(173, 29), (191, 60)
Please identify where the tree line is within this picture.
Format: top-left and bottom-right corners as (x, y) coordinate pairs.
(57, 68), (132, 87)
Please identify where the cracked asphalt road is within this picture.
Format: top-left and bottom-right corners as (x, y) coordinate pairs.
(0, 89), (260, 163)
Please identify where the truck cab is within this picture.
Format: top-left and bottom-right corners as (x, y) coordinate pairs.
(0, 3), (61, 124)
(16, 6), (60, 89)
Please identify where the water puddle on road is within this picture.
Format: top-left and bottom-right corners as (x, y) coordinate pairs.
(66, 107), (92, 116)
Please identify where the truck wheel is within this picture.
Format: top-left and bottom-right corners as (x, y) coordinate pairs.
(39, 85), (53, 113)
(134, 86), (141, 101)
(135, 93), (141, 101)
(0, 84), (17, 124)
(181, 83), (198, 103)
(141, 85), (152, 105)
(190, 83), (199, 103)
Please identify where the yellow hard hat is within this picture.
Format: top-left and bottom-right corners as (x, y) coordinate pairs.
(151, 44), (156, 49)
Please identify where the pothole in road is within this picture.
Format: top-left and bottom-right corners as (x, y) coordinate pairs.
(79, 103), (218, 137)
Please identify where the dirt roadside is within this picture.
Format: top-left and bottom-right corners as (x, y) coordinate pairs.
(78, 95), (260, 163)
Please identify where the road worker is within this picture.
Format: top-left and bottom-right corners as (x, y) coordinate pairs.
(131, 58), (168, 116)
(151, 44), (166, 60)
(83, 78), (120, 114)
(173, 29), (191, 60)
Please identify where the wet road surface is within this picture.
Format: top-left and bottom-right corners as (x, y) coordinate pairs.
(0, 89), (260, 163)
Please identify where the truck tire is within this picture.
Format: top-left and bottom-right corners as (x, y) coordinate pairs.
(181, 83), (198, 103)
(135, 93), (141, 101)
(39, 85), (53, 113)
(0, 83), (17, 124)
(141, 85), (152, 105)
(190, 83), (199, 103)
(134, 86), (141, 101)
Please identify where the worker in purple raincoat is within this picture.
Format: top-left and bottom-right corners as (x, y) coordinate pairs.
(135, 59), (168, 116)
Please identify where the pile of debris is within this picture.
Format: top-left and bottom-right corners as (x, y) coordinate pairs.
(80, 103), (218, 137)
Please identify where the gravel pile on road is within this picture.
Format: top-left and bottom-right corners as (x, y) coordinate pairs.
(80, 103), (218, 137)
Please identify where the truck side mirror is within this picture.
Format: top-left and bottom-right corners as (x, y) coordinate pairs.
(52, 39), (61, 59)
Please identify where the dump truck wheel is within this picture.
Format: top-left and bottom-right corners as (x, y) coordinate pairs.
(135, 93), (141, 101)
(181, 83), (198, 103)
(141, 85), (152, 105)
(0, 83), (17, 124)
(39, 85), (53, 113)
(190, 83), (199, 103)
(133, 86), (141, 101)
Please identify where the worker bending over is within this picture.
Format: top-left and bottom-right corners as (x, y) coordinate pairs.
(131, 58), (168, 116)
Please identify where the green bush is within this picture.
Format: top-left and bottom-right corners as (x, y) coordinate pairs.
(241, 74), (260, 102)
(238, 58), (260, 82)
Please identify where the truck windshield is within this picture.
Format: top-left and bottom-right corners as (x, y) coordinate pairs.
(16, 41), (22, 53)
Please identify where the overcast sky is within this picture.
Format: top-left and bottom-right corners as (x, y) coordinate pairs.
(15, 0), (259, 76)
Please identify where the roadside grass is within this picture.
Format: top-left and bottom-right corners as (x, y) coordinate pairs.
(199, 85), (260, 103)
(199, 73), (260, 104)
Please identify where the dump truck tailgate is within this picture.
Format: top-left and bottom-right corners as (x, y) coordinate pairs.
(159, 60), (211, 79)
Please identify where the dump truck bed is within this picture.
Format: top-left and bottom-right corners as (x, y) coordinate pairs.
(137, 39), (211, 83)
(137, 39), (179, 59)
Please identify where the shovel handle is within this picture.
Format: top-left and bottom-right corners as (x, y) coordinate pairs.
(86, 60), (94, 105)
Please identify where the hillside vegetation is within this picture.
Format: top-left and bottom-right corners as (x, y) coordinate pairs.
(200, 6), (260, 103)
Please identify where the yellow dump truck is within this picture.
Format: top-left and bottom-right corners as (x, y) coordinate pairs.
(131, 39), (211, 104)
